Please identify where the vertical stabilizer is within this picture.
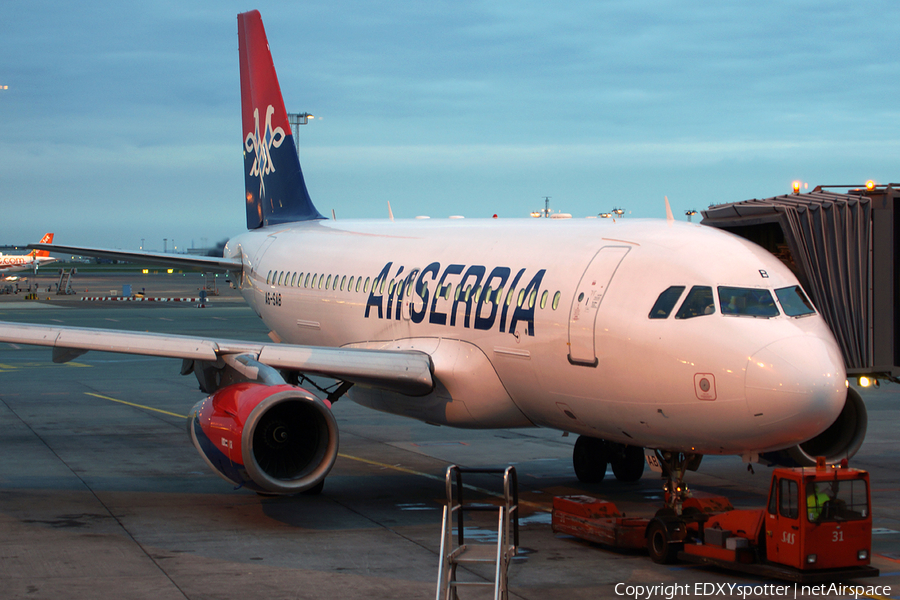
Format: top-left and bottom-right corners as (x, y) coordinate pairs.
(34, 233), (53, 258)
(238, 11), (324, 229)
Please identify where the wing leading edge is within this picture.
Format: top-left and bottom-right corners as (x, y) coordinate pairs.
(0, 321), (434, 397)
(27, 243), (242, 272)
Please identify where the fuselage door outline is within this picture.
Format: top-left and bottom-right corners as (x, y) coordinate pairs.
(567, 246), (630, 366)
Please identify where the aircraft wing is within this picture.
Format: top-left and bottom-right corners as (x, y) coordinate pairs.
(28, 243), (242, 272)
(0, 321), (434, 397)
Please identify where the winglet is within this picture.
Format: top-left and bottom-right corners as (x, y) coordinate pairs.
(238, 10), (324, 229)
(664, 197), (674, 224)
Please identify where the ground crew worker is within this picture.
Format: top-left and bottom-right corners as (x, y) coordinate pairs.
(807, 483), (829, 521)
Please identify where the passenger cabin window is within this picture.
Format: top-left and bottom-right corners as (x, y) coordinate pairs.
(776, 286), (816, 317)
(718, 287), (779, 318)
(649, 286), (685, 319)
(674, 286), (715, 319)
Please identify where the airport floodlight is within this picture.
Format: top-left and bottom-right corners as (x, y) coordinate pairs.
(288, 112), (314, 126)
(611, 208), (625, 217)
(685, 210), (698, 222)
(599, 212), (612, 218)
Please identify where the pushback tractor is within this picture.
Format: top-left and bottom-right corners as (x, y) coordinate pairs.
(552, 458), (879, 583)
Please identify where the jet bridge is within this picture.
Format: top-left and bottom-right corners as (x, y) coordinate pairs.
(701, 183), (899, 382)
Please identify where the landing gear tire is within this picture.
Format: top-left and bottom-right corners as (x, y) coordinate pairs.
(611, 444), (645, 482)
(647, 518), (681, 564)
(573, 435), (608, 483)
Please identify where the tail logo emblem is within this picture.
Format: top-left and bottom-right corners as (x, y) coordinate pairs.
(245, 105), (285, 197)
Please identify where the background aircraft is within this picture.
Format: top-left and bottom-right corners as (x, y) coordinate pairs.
(0, 233), (55, 274)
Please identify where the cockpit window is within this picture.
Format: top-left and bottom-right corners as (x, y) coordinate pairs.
(775, 286), (816, 317)
(675, 286), (715, 319)
(649, 286), (686, 319)
(718, 287), (779, 318)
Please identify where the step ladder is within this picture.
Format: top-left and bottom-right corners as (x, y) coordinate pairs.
(436, 465), (519, 600)
(56, 268), (77, 295)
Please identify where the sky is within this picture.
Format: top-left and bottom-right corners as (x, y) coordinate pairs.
(2, 1), (899, 251)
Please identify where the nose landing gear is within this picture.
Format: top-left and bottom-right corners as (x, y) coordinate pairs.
(653, 450), (703, 512)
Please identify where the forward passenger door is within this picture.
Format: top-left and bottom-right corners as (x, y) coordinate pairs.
(567, 246), (630, 366)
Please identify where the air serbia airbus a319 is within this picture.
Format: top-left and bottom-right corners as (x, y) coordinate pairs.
(0, 11), (865, 504)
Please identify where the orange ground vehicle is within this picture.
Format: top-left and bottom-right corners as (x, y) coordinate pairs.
(552, 459), (879, 583)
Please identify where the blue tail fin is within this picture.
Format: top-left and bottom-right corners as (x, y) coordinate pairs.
(238, 10), (325, 229)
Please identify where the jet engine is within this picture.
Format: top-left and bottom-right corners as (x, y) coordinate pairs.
(187, 381), (339, 494)
(762, 387), (868, 467)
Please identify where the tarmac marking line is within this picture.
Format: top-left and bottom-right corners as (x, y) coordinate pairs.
(337, 452), (547, 511)
(84, 392), (187, 419)
(84, 391), (549, 511)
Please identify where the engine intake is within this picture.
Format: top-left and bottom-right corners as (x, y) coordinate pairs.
(188, 382), (339, 494)
(762, 387), (867, 467)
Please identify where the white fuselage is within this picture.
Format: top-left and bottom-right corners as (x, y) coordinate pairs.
(225, 217), (846, 457)
(0, 255), (55, 274)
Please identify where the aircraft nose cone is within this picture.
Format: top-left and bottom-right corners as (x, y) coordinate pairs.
(745, 335), (846, 442)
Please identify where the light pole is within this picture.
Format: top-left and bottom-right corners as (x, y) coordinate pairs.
(287, 112), (314, 160)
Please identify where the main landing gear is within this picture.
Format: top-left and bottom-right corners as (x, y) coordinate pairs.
(572, 435), (645, 483)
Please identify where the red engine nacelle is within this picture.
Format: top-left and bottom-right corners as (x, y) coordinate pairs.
(188, 382), (339, 494)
